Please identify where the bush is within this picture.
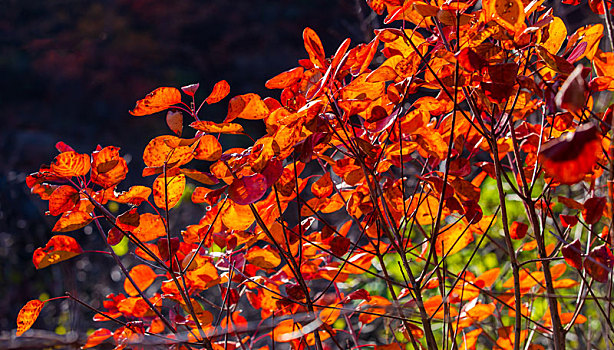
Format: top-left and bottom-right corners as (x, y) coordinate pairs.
(16, 1), (614, 349)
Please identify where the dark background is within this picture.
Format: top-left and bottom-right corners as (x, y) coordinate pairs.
(0, 0), (380, 338)
(0, 0), (596, 344)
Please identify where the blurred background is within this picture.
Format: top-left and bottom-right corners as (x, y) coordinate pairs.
(0, 0), (595, 346)
(0, 0), (380, 342)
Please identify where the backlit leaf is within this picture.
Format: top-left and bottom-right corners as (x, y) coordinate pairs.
(153, 173), (186, 209)
(225, 93), (270, 122)
(113, 186), (152, 205)
(584, 245), (614, 283)
(204, 80), (230, 104)
(82, 328), (113, 349)
(435, 222), (474, 256)
(33, 235), (83, 269)
(52, 211), (93, 232)
(582, 196), (606, 225)
(91, 146), (128, 189)
(51, 151), (91, 178)
(246, 246), (281, 269)
(124, 264), (157, 296)
(16, 300), (44, 336)
(190, 120), (245, 134)
(510, 221), (528, 240)
(48, 185), (79, 216)
(130, 87), (182, 116)
(266, 67), (304, 89)
(561, 239), (582, 269)
(539, 123), (600, 184)
(303, 27), (326, 69)
(142, 135), (195, 168)
(484, 0), (525, 33)
(220, 200), (255, 231)
(194, 135), (222, 161)
(228, 174), (268, 205)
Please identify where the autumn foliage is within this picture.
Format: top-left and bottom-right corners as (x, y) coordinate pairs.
(16, 0), (614, 349)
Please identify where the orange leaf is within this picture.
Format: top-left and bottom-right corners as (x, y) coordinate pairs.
(116, 208), (140, 232)
(460, 328), (482, 350)
(91, 146), (128, 189)
(180, 168), (219, 185)
(245, 246), (281, 269)
(266, 67), (304, 89)
(194, 135), (222, 161)
(312, 173), (334, 199)
(16, 300), (44, 336)
(190, 120), (245, 134)
(124, 264), (157, 296)
(539, 123), (600, 184)
(52, 211), (93, 232)
(153, 173), (186, 209)
(48, 185), (79, 216)
(51, 151), (91, 178)
(358, 296), (392, 324)
(82, 328), (113, 349)
(129, 87), (182, 116)
(32, 235), (83, 269)
(303, 27), (326, 69)
(435, 222), (474, 256)
(483, 0), (525, 33)
(142, 135), (195, 168)
(220, 200), (255, 231)
(205, 80), (230, 104)
(133, 213), (166, 242)
(113, 186), (152, 205)
(226, 93), (270, 122)
(273, 319), (303, 342)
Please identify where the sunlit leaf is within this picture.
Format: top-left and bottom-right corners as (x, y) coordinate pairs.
(266, 67), (304, 89)
(510, 221), (528, 240)
(91, 146), (128, 189)
(153, 173), (186, 209)
(33, 235), (83, 269)
(190, 120), (245, 134)
(539, 123), (600, 184)
(51, 151), (91, 178)
(194, 135), (222, 161)
(220, 200), (255, 231)
(561, 239), (582, 269)
(142, 135), (195, 168)
(303, 27), (326, 69)
(48, 185), (79, 216)
(246, 246), (281, 269)
(204, 80), (230, 104)
(133, 213), (166, 242)
(82, 328), (113, 349)
(124, 264), (157, 296)
(130, 87), (182, 116)
(582, 196), (606, 225)
(228, 174), (268, 205)
(225, 93), (270, 122)
(16, 300), (44, 336)
(435, 222), (474, 256)
(52, 211), (93, 232)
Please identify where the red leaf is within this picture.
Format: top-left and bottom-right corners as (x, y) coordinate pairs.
(582, 197), (606, 225)
(228, 174), (268, 205)
(107, 227), (124, 246)
(584, 245), (614, 283)
(157, 237), (180, 262)
(205, 80), (230, 104)
(55, 141), (74, 153)
(330, 236), (351, 256)
(539, 123), (600, 184)
(341, 289), (371, 304)
(455, 47), (486, 73)
(16, 300), (44, 336)
(560, 214), (579, 228)
(130, 87), (182, 116)
(33, 235), (83, 269)
(181, 83), (199, 96)
(510, 221), (528, 240)
(312, 173), (334, 199)
(561, 239), (583, 270)
(556, 65), (588, 114)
